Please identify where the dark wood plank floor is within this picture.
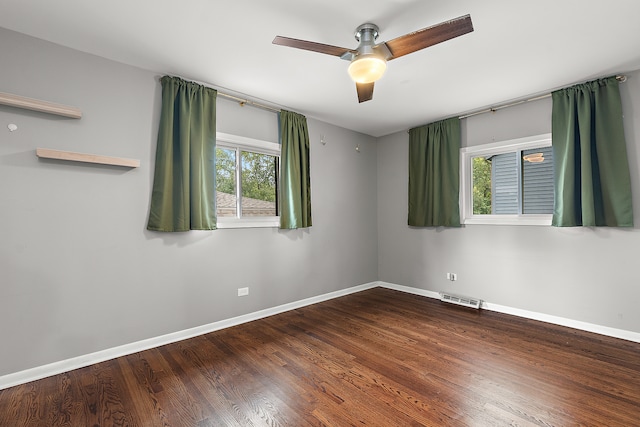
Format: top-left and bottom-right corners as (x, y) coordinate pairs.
(1, 287), (639, 426)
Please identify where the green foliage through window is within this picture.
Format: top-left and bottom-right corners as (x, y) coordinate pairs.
(241, 152), (277, 203)
(216, 148), (236, 196)
(472, 157), (492, 214)
(215, 147), (278, 217)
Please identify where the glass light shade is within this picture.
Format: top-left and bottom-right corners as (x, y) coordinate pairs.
(348, 56), (387, 84)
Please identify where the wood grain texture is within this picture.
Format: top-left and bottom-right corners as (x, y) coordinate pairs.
(0, 91), (82, 119)
(386, 14), (474, 60)
(36, 148), (140, 168)
(1, 287), (639, 426)
(272, 36), (356, 58)
(356, 82), (374, 103)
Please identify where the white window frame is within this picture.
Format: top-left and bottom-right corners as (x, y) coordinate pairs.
(216, 132), (280, 229)
(460, 133), (553, 226)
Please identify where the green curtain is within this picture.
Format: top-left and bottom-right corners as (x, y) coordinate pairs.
(408, 117), (461, 227)
(279, 110), (312, 229)
(552, 77), (633, 227)
(147, 76), (217, 232)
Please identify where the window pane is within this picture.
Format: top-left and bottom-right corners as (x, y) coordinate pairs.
(241, 151), (277, 217)
(522, 147), (554, 214)
(461, 135), (553, 225)
(472, 157), (492, 214)
(216, 148), (237, 217)
(492, 152), (519, 214)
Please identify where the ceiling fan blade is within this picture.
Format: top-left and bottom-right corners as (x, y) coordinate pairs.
(273, 36), (357, 57)
(385, 14), (473, 60)
(356, 82), (374, 103)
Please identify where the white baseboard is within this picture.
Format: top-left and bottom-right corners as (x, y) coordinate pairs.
(0, 282), (379, 391)
(481, 301), (640, 343)
(3, 280), (638, 391)
(378, 282), (442, 299)
(377, 281), (640, 344)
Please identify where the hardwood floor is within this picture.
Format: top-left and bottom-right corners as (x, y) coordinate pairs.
(1, 287), (639, 426)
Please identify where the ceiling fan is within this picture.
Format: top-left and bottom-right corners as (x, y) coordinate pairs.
(273, 14), (473, 103)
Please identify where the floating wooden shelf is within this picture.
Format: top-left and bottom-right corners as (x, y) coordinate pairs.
(36, 148), (140, 168)
(0, 91), (82, 119)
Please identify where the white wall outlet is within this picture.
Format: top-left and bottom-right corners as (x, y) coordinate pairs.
(451, 273), (457, 281)
(237, 287), (249, 296)
(446, 273), (452, 280)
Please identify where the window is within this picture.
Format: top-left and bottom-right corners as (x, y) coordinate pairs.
(215, 132), (280, 228)
(460, 134), (553, 225)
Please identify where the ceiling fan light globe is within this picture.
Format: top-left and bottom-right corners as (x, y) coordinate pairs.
(348, 56), (387, 84)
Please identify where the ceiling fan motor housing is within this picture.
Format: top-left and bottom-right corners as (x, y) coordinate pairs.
(355, 23), (379, 45)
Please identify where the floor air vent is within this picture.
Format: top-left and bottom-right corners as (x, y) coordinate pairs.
(440, 292), (481, 309)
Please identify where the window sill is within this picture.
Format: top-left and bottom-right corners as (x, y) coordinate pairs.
(217, 217), (280, 229)
(463, 215), (552, 226)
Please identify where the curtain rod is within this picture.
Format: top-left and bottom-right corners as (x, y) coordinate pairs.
(179, 73), (628, 122)
(458, 75), (627, 120)
(217, 91), (281, 114)
(168, 75), (283, 114)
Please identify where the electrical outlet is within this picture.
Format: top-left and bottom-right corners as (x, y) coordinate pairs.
(446, 273), (451, 280)
(451, 273), (457, 281)
(237, 287), (249, 297)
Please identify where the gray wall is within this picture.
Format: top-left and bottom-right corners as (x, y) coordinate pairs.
(3, 24), (639, 379)
(0, 28), (378, 376)
(378, 71), (640, 334)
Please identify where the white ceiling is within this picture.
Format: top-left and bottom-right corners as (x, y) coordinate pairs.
(2, 0), (640, 137)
